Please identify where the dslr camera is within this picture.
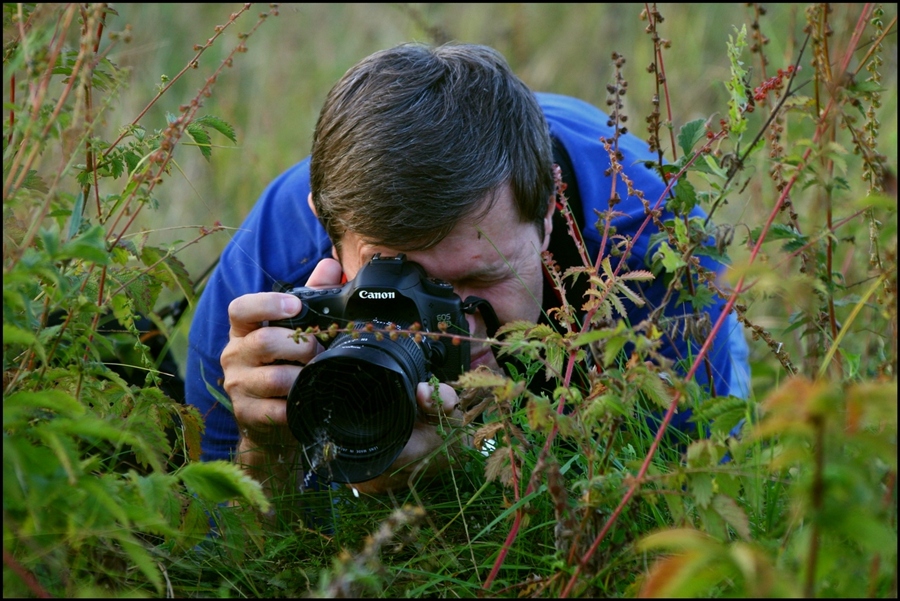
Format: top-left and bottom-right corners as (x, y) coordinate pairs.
(269, 253), (476, 484)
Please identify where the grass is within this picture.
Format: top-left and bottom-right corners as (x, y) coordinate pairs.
(3, 3), (897, 598)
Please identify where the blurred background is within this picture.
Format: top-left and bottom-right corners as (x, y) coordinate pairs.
(99, 3), (896, 372)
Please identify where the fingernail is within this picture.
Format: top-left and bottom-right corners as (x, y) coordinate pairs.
(281, 295), (302, 315)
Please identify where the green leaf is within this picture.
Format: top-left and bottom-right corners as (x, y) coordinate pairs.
(608, 290), (628, 317)
(107, 155), (125, 179)
(3, 390), (86, 424)
(603, 334), (628, 368)
(110, 292), (135, 332)
(21, 169), (50, 193)
(123, 149), (142, 174)
(669, 177), (698, 216)
(571, 319), (627, 348)
(615, 281), (646, 307)
(676, 282), (716, 310)
(46, 415), (165, 473)
(131, 470), (179, 520)
(747, 223), (808, 252)
(653, 242), (686, 273)
(725, 25), (749, 136)
(67, 191), (85, 241)
(81, 477), (131, 526)
(201, 361), (232, 414)
(638, 528), (718, 553)
(58, 224), (110, 265)
(690, 473), (714, 509)
(113, 531), (164, 593)
(678, 118), (707, 157)
(178, 496), (213, 549)
(711, 494), (750, 541)
(848, 80), (886, 94)
(113, 270), (162, 317)
(186, 122), (213, 160)
(702, 153), (729, 179)
(195, 114), (237, 143)
(2, 323), (46, 362)
(140, 245), (195, 302)
(36, 428), (80, 483)
(177, 461), (270, 512)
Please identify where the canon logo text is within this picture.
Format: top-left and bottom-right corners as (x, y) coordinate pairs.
(359, 290), (396, 300)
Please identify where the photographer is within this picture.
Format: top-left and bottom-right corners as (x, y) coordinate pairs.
(185, 42), (750, 497)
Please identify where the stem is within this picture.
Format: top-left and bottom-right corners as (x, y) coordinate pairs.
(482, 350), (578, 590)
(560, 19), (871, 588)
(2, 548), (51, 598)
(804, 416), (825, 598)
(100, 4), (252, 159)
(3, 4), (78, 200)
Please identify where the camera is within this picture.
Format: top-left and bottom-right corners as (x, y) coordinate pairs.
(269, 253), (472, 484)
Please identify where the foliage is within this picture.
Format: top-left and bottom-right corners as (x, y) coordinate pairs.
(3, 4), (274, 597)
(4, 2), (897, 599)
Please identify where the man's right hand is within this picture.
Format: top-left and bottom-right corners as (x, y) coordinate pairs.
(220, 258), (344, 486)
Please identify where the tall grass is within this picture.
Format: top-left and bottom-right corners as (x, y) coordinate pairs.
(4, 3), (897, 598)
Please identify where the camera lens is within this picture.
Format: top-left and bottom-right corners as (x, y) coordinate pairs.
(285, 321), (429, 483)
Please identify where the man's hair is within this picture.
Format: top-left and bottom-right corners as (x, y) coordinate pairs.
(309, 42), (555, 253)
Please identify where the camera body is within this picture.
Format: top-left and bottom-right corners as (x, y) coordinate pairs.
(269, 253), (469, 381)
(269, 253), (471, 484)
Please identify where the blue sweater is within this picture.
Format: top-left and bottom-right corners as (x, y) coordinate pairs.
(186, 92), (751, 462)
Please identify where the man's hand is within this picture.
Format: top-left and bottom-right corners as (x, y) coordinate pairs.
(221, 257), (470, 496)
(221, 258), (343, 492)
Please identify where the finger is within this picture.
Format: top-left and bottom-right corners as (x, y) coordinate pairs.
(232, 397), (291, 441)
(227, 326), (323, 366)
(229, 292), (303, 338)
(233, 396), (288, 426)
(306, 257), (344, 288)
(224, 362), (302, 400)
(416, 382), (462, 421)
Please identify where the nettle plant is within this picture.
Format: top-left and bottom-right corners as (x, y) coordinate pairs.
(2, 3), (895, 599)
(3, 4), (275, 597)
(263, 6), (895, 600)
(443, 5), (897, 599)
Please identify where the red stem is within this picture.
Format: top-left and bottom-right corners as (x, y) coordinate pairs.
(560, 10), (874, 595)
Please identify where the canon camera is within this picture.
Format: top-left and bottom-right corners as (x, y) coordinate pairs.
(269, 253), (473, 484)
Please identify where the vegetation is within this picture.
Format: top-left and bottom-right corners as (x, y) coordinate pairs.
(3, 3), (896, 598)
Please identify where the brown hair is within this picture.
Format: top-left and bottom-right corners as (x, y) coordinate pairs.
(309, 42), (554, 253)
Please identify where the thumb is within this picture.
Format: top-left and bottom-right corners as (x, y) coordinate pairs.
(306, 258), (344, 288)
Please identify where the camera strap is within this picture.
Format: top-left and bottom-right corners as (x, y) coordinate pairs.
(462, 295), (530, 381)
(462, 296), (500, 339)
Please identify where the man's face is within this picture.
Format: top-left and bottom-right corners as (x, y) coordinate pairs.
(338, 184), (554, 371)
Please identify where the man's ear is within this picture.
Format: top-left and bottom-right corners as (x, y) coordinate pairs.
(540, 196), (555, 251)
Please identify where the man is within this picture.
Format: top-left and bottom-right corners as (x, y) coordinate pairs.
(185, 42), (750, 496)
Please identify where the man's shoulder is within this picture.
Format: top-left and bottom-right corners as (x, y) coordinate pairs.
(218, 157), (330, 289)
(536, 92), (609, 126)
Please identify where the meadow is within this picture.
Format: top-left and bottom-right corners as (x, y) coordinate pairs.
(3, 3), (897, 597)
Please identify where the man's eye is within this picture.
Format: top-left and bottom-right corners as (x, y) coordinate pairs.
(458, 275), (506, 289)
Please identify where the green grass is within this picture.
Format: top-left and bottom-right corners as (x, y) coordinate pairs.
(4, 3), (897, 598)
